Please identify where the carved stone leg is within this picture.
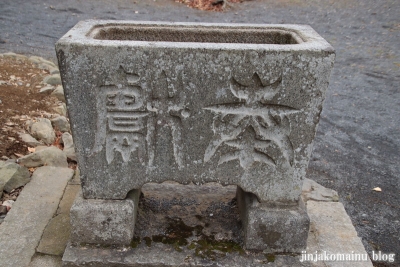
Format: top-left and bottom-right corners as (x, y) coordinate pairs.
(69, 189), (140, 246)
(237, 186), (309, 253)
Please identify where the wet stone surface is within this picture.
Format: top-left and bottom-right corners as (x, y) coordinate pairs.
(133, 183), (243, 260)
(63, 183), (308, 266)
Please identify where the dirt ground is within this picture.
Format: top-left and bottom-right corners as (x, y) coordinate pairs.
(0, 56), (64, 208)
(0, 56), (57, 159)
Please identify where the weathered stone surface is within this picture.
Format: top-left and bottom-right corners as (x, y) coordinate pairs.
(29, 254), (62, 267)
(28, 55), (43, 64)
(43, 74), (62, 85)
(49, 67), (60, 75)
(62, 132), (76, 161)
(70, 189), (140, 245)
(51, 85), (65, 102)
(39, 85), (55, 94)
(62, 243), (309, 267)
(69, 167), (81, 185)
(237, 186), (309, 252)
(37, 184), (80, 256)
(2, 52), (18, 58)
(0, 162), (30, 192)
(57, 21), (335, 201)
(0, 166), (73, 267)
(35, 145), (50, 151)
(51, 115), (70, 132)
(63, 182), (370, 267)
(57, 184), (81, 214)
(18, 146), (68, 168)
(19, 132), (43, 147)
(29, 118), (56, 145)
(306, 201), (374, 267)
(302, 178), (339, 202)
(53, 103), (67, 116)
(2, 52), (28, 61)
(37, 213), (70, 256)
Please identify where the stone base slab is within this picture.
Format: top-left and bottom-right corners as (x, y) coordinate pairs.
(237, 187), (310, 252)
(70, 189), (140, 245)
(62, 182), (372, 267)
(62, 242), (310, 267)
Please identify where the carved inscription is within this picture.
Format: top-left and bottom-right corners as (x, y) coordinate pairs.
(204, 72), (299, 169)
(89, 66), (149, 164)
(146, 70), (189, 169)
(92, 66), (189, 167)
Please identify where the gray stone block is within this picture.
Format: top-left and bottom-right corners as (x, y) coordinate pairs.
(302, 178), (339, 202)
(29, 118), (56, 145)
(237, 187), (310, 252)
(306, 201), (374, 267)
(0, 162), (31, 193)
(56, 21), (335, 201)
(17, 146), (68, 168)
(43, 74), (62, 85)
(29, 254), (62, 267)
(51, 115), (71, 132)
(62, 132), (77, 161)
(70, 188), (140, 245)
(36, 213), (70, 256)
(19, 132), (43, 147)
(0, 166), (73, 267)
(51, 85), (66, 102)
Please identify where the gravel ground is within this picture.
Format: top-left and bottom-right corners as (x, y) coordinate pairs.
(0, 0), (399, 265)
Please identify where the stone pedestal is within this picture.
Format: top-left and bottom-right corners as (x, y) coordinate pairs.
(237, 187), (309, 252)
(70, 189), (140, 246)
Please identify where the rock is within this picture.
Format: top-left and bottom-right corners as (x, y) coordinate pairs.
(29, 56), (57, 66)
(25, 119), (34, 129)
(35, 146), (50, 152)
(51, 116), (70, 132)
(39, 85), (55, 94)
(51, 85), (65, 102)
(28, 56), (43, 64)
(2, 52), (27, 61)
(29, 118), (56, 145)
(0, 80), (7, 86)
(62, 133), (76, 161)
(53, 103), (67, 116)
(16, 54), (28, 61)
(0, 206), (7, 215)
(302, 178), (339, 202)
(17, 146), (68, 168)
(0, 99), (2, 104)
(2, 200), (14, 209)
(18, 133), (42, 147)
(0, 162), (31, 193)
(43, 74), (61, 85)
(38, 62), (57, 71)
(40, 58), (58, 68)
(2, 52), (17, 58)
(49, 67), (60, 75)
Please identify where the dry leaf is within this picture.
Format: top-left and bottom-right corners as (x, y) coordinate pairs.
(372, 187), (382, 192)
(27, 147), (36, 153)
